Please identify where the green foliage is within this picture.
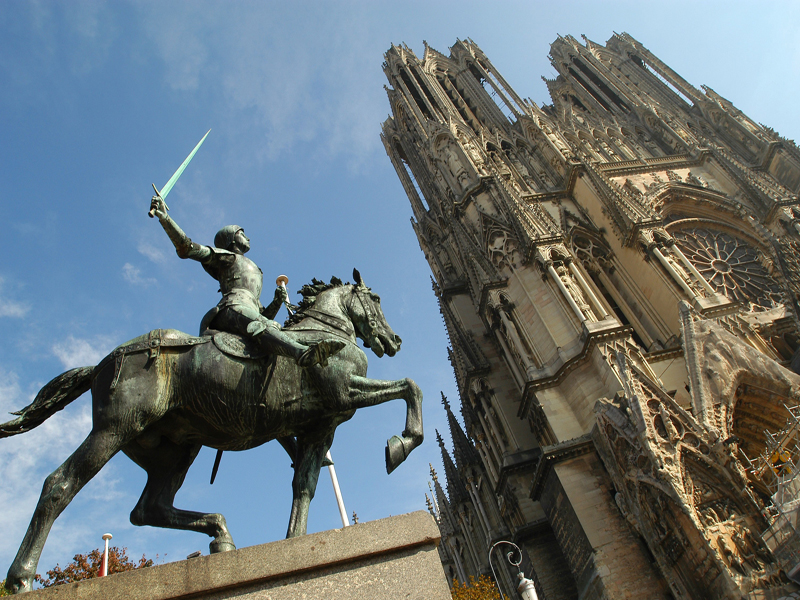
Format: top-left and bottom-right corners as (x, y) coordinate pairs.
(0, 579), (9, 596)
(35, 546), (153, 587)
(450, 575), (508, 600)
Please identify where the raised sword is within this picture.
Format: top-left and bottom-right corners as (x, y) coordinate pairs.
(148, 129), (211, 217)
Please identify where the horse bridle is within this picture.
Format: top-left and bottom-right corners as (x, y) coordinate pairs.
(349, 283), (379, 345)
(295, 284), (378, 344)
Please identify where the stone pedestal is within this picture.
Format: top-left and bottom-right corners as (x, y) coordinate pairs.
(24, 511), (450, 599)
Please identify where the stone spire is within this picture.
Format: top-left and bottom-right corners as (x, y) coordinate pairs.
(442, 393), (481, 470)
(436, 428), (468, 504)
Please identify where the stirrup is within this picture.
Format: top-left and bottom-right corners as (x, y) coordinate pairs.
(297, 340), (346, 368)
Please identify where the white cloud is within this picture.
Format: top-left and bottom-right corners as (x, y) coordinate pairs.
(123, 263), (157, 287)
(0, 276), (30, 318)
(137, 241), (167, 264)
(52, 335), (115, 369)
(134, 2), (386, 165)
(0, 367), (128, 574)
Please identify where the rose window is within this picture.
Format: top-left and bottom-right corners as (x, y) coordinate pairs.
(671, 228), (782, 309)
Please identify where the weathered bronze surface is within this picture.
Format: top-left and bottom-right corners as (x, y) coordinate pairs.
(2, 258), (422, 594)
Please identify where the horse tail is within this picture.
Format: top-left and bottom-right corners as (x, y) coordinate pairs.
(0, 366), (94, 438)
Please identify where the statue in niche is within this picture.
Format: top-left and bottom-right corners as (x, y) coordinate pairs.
(487, 150), (511, 176)
(597, 138), (618, 160)
(639, 132), (661, 156)
(490, 298), (531, 373)
(555, 264), (597, 321)
(434, 239), (458, 280)
(717, 534), (748, 575)
(685, 171), (706, 187)
(457, 132), (488, 176)
(440, 140), (471, 190)
(506, 149), (531, 179)
(623, 178), (644, 199)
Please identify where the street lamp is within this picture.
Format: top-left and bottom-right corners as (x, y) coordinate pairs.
(100, 533), (112, 578)
(488, 540), (539, 600)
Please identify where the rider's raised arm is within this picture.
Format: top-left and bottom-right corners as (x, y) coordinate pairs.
(150, 196), (211, 262)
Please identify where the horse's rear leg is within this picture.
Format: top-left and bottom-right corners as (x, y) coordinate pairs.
(348, 375), (423, 474)
(126, 439), (235, 553)
(6, 429), (122, 594)
(286, 433), (332, 538)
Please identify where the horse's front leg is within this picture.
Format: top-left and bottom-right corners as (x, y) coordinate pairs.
(286, 432), (332, 538)
(348, 375), (423, 474)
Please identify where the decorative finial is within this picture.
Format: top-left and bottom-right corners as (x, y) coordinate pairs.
(441, 391), (451, 411)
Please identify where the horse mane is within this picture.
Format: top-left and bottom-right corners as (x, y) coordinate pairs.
(284, 276), (347, 327)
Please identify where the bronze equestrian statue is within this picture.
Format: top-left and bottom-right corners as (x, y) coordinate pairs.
(1, 201), (424, 594)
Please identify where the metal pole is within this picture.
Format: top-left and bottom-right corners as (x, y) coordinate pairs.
(276, 275), (349, 528)
(326, 450), (350, 528)
(101, 533), (112, 577)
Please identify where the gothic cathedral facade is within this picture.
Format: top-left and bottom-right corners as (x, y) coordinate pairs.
(381, 34), (800, 600)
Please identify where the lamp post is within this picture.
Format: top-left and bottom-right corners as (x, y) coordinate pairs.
(100, 533), (112, 577)
(488, 540), (538, 600)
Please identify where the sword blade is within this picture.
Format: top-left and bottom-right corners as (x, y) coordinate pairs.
(160, 129), (210, 200)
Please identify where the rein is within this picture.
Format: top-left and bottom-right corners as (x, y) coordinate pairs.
(294, 307), (355, 341)
(287, 284), (376, 345)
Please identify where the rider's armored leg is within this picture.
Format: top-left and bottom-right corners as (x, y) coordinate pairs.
(249, 320), (345, 368)
(214, 309), (343, 368)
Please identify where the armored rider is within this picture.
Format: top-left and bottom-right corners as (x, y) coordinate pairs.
(149, 196), (344, 368)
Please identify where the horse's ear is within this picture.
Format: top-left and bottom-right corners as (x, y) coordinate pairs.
(353, 268), (362, 285)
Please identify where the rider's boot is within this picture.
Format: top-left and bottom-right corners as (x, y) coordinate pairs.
(297, 340), (346, 368)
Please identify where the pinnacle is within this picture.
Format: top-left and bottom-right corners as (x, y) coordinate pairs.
(436, 428), (468, 504)
(443, 394), (481, 470)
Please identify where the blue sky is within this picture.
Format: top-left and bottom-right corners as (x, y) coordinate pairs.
(1, 0), (799, 579)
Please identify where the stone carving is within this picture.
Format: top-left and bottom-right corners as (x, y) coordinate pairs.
(458, 132), (488, 176)
(487, 229), (520, 270)
(439, 138), (471, 190)
(555, 264), (597, 321)
(685, 171), (707, 187)
(622, 178), (644, 199)
(593, 313), (800, 598)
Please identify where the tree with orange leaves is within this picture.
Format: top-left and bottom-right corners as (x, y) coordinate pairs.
(35, 546), (153, 587)
(451, 574), (508, 600)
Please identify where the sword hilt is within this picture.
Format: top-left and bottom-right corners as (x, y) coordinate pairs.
(276, 275), (294, 316)
(148, 184), (170, 218)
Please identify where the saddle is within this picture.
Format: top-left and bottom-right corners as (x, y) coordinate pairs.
(101, 329), (271, 390)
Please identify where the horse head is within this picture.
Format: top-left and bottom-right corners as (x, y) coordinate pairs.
(349, 268), (402, 358)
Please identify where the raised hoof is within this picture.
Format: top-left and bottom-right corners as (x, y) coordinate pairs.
(385, 435), (407, 474)
(209, 540), (236, 554)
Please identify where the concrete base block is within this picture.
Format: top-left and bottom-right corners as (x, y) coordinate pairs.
(23, 511), (450, 600)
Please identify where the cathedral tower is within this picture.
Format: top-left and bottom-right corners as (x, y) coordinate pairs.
(383, 34), (800, 599)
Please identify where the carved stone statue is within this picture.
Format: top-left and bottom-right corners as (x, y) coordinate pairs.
(440, 140), (470, 190)
(555, 264), (596, 321)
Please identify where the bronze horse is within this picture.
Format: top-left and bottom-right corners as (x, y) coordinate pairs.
(1, 271), (423, 594)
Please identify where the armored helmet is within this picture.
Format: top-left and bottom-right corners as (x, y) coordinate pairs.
(214, 225), (244, 250)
